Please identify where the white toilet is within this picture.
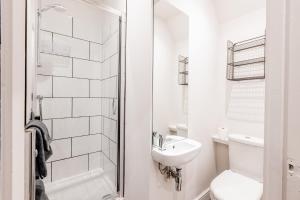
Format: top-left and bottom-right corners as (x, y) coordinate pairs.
(210, 134), (264, 200)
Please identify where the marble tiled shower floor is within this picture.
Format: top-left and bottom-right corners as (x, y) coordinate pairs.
(45, 169), (116, 200)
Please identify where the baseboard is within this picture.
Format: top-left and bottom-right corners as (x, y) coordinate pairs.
(193, 188), (210, 200)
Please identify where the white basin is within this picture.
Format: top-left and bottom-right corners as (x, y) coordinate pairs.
(152, 135), (202, 167)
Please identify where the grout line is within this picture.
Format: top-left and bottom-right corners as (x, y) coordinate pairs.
(40, 49), (118, 63)
(50, 162), (53, 182)
(88, 116), (91, 135)
(42, 96), (118, 100)
(52, 76), (54, 97)
(37, 70), (118, 81)
(89, 80), (91, 97)
(43, 113), (118, 122)
(71, 137), (73, 157)
(89, 41), (91, 60)
(52, 133), (103, 141)
(108, 134), (111, 161)
(51, 151), (102, 163)
(71, 17), (74, 37)
(41, 29), (104, 45)
(51, 32), (54, 53)
(71, 98), (73, 117)
(51, 119), (54, 139)
(88, 153), (90, 170)
(103, 150), (117, 167)
(37, 73), (113, 81)
(41, 28), (119, 46)
(72, 58), (74, 78)
(100, 133), (103, 156)
(102, 30), (119, 45)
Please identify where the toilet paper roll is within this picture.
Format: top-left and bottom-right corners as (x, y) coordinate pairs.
(218, 127), (228, 139)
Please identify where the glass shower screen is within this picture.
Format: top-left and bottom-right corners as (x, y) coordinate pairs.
(35, 0), (122, 199)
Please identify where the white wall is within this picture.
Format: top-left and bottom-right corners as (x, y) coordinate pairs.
(183, 1), (219, 199)
(12, 0), (26, 198)
(263, 0), (286, 199)
(216, 8), (266, 139)
(153, 15), (188, 135)
(124, 0), (153, 199)
(150, 0), (220, 199)
(1, 0), (27, 199)
(150, 0), (265, 200)
(285, 0), (300, 199)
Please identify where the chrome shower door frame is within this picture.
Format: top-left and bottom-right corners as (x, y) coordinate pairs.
(25, 0), (126, 198)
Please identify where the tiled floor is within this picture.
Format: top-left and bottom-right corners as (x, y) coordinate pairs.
(45, 168), (116, 200)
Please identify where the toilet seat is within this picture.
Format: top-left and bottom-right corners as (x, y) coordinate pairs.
(210, 170), (263, 200)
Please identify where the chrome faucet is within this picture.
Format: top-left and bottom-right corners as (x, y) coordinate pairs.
(152, 131), (165, 150)
(152, 131), (158, 146)
(158, 134), (164, 150)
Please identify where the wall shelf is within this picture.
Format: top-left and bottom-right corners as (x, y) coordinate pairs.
(178, 55), (189, 85)
(227, 35), (266, 81)
(228, 36), (265, 52)
(228, 57), (265, 67)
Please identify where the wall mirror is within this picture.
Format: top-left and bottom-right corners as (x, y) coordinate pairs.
(153, 0), (189, 138)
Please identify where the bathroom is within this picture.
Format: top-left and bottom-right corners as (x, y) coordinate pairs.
(0, 0), (299, 200)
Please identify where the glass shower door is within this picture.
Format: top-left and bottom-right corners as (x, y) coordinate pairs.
(35, 0), (122, 199)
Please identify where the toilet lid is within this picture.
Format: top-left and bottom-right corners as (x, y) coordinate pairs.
(210, 170), (263, 200)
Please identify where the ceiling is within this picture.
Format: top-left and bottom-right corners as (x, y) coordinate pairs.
(154, 0), (189, 42)
(154, 0), (182, 20)
(212, 0), (266, 23)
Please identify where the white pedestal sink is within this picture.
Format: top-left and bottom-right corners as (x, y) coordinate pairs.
(152, 135), (202, 167)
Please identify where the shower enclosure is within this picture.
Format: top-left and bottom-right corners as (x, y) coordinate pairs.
(27, 0), (125, 199)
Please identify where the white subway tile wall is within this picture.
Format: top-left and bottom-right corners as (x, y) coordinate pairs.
(53, 34), (90, 59)
(72, 134), (102, 156)
(73, 59), (102, 79)
(51, 155), (89, 181)
(90, 80), (102, 97)
(73, 98), (102, 117)
(43, 98), (72, 119)
(43, 120), (52, 138)
(90, 42), (103, 62)
(40, 11), (73, 36)
(44, 163), (52, 183)
(102, 135), (110, 158)
(89, 152), (104, 170)
(90, 116), (103, 134)
(49, 139), (72, 162)
(73, 18), (102, 44)
(52, 117), (89, 139)
(39, 31), (52, 53)
(227, 81), (265, 122)
(37, 75), (53, 97)
(38, 53), (72, 77)
(37, 9), (120, 183)
(53, 77), (89, 97)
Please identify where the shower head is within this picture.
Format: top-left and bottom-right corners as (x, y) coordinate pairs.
(40, 3), (67, 13)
